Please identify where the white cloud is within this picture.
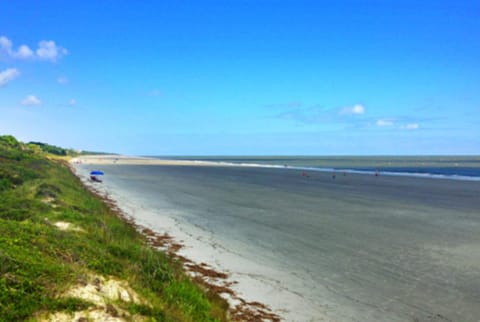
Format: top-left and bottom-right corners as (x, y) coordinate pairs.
(0, 35), (68, 62)
(0, 68), (20, 87)
(0, 36), (13, 53)
(404, 123), (419, 130)
(21, 95), (41, 106)
(16, 45), (34, 58)
(36, 40), (68, 62)
(340, 104), (365, 115)
(376, 119), (394, 127)
(352, 104), (365, 114)
(57, 76), (69, 84)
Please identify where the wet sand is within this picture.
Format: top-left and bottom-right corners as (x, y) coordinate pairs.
(73, 156), (480, 321)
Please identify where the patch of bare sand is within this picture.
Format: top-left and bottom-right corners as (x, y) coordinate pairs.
(39, 273), (148, 322)
(41, 308), (147, 322)
(41, 196), (58, 207)
(53, 221), (85, 233)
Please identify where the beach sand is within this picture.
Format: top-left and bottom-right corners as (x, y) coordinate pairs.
(72, 155), (480, 321)
(72, 155), (235, 166)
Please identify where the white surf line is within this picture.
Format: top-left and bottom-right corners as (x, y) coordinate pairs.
(161, 158), (480, 182)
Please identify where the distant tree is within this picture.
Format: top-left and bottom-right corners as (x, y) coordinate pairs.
(28, 142), (67, 156)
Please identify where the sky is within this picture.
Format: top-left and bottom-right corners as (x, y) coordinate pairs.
(1, 0), (479, 155)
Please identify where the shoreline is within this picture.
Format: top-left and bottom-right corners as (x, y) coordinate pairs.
(69, 158), (288, 321)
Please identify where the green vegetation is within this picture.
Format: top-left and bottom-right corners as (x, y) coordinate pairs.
(27, 142), (69, 156)
(0, 135), (228, 321)
(27, 140), (114, 157)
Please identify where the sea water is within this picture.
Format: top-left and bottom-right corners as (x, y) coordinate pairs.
(153, 155), (480, 180)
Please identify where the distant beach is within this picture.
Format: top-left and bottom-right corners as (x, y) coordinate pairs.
(73, 155), (480, 321)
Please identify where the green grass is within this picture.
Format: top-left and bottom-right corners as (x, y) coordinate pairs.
(0, 135), (229, 321)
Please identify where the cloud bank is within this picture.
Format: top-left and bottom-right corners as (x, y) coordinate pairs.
(0, 36), (68, 62)
(275, 101), (422, 131)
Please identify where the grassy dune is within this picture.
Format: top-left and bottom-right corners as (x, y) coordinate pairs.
(0, 135), (228, 321)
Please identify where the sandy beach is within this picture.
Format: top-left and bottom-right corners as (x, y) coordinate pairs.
(72, 155), (480, 321)
(72, 155), (239, 166)
(73, 156), (309, 321)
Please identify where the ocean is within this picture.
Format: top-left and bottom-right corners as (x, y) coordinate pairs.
(152, 155), (480, 180)
(75, 156), (480, 321)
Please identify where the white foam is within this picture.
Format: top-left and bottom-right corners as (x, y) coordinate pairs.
(156, 158), (480, 182)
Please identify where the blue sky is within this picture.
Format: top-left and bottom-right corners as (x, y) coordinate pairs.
(1, 1), (479, 155)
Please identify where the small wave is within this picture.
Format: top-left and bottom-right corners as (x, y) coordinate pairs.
(172, 159), (480, 182)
